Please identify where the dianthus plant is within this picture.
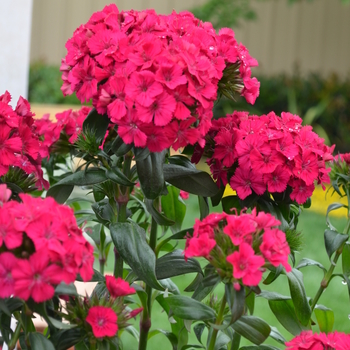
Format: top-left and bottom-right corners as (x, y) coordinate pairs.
(1, 4), (350, 350)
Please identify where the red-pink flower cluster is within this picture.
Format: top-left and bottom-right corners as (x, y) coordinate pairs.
(0, 91), (50, 189)
(184, 210), (291, 287)
(193, 111), (334, 204)
(105, 275), (136, 298)
(61, 4), (259, 152)
(34, 106), (92, 148)
(0, 186), (94, 303)
(86, 305), (119, 338)
(285, 331), (350, 350)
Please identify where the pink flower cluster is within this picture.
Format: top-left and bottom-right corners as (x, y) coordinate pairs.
(285, 331), (350, 350)
(184, 210), (291, 287)
(193, 111), (334, 204)
(86, 276), (139, 338)
(0, 185), (94, 303)
(61, 4), (259, 152)
(34, 106), (92, 147)
(0, 91), (49, 189)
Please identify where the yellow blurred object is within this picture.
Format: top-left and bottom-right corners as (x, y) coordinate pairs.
(223, 184), (347, 218)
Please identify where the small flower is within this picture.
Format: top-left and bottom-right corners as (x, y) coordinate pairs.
(105, 275), (136, 298)
(86, 306), (118, 338)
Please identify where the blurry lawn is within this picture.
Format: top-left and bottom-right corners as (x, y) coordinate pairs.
(106, 190), (350, 349)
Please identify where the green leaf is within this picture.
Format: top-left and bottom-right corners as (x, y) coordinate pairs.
(47, 316), (77, 330)
(342, 243), (350, 298)
(148, 329), (178, 349)
(0, 299), (11, 317)
(47, 168), (107, 203)
(296, 258), (326, 273)
(133, 147), (150, 161)
(46, 184), (74, 204)
(145, 199), (175, 226)
(82, 108), (110, 143)
(263, 266), (283, 285)
(214, 332), (231, 350)
(222, 195), (242, 214)
(156, 250), (203, 280)
(269, 326), (287, 345)
(268, 299), (306, 335)
(159, 278), (181, 295)
(314, 305), (334, 333)
(110, 222), (163, 290)
(50, 328), (84, 350)
(168, 155), (196, 169)
(194, 323), (206, 344)
(225, 283), (245, 323)
(161, 186), (186, 233)
(28, 333), (55, 350)
(257, 291), (291, 301)
(114, 141), (133, 157)
(326, 203), (348, 231)
(324, 229), (348, 260)
(286, 268), (312, 326)
(55, 282), (78, 296)
(245, 288), (255, 315)
(163, 164), (218, 197)
(210, 182), (225, 207)
(106, 166), (135, 186)
(92, 198), (116, 224)
(198, 196), (209, 220)
(231, 316), (271, 345)
(166, 295), (216, 321)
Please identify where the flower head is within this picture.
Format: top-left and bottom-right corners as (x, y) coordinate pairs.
(86, 306), (118, 338)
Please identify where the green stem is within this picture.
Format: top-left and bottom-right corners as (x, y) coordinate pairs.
(138, 215), (158, 350)
(8, 314), (22, 350)
(208, 294), (227, 350)
(311, 217), (350, 311)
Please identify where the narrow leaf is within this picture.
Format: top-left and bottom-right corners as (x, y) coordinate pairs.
(296, 258), (326, 273)
(28, 333), (55, 350)
(314, 305), (334, 333)
(324, 229), (348, 260)
(145, 199), (175, 226)
(156, 250), (202, 280)
(82, 108), (110, 142)
(106, 166), (135, 186)
(163, 164), (218, 197)
(110, 222), (163, 290)
(342, 243), (350, 299)
(166, 295), (216, 321)
(326, 203), (348, 231)
(225, 283), (245, 323)
(231, 316), (271, 345)
(257, 291), (291, 301)
(55, 282), (78, 296)
(287, 268), (312, 326)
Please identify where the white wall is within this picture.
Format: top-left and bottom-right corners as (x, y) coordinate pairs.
(0, 1), (33, 106)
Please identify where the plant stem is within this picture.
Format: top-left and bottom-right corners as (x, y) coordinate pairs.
(138, 215), (158, 350)
(310, 218), (350, 311)
(8, 314), (22, 350)
(208, 294), (227, 350)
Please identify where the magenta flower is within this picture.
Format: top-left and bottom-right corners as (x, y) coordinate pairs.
(86, 306), (118, 338)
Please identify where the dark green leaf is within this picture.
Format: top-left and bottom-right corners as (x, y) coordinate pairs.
(214, 332), (231, 350)
(145, 199), (175, 226)
(106, 166), (135, 186)
(133, 147), (150, 161)
(92, 198), (116, 224)
(114, 141), (133, 156)
(48, 316), (77, 330)
(194, 323), (206, 344)
(159, 278), (181, 295)
(184, 273), (203, 292)
(156, 250), (202, 280)
(163, 164), (218, 197)
(0, 299), (11, 317)
(46, 184), (74, 204)
(296, 258), (326, 273)
(314, 305), (334, 333)
(161, 186), (186, 233)
(225, 283), (245, 323)
(268, 299), (306, 335)
(166, 295), (216, 321)
(263, 265), (283, 285)
(198, 196), (209, 220)
(28, 333), (55, 350)
(222, 195), (242, 214)
(6, 298), (23, 313)
(231, 316), (270, 345)
(287, 268), (311, 326)
(50, 328), (85, 350)
(110, 222), (163, 290)
(192, 274), (221, 301)
(55, 282), (78, 296)
(210, 182), (225, 207)
(324, 229), (348, 260)
(82, 108), (110, 142)
(137, 151), (166, 199)
(168, 155), (196, 169)
(245, 289), (255, 315)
